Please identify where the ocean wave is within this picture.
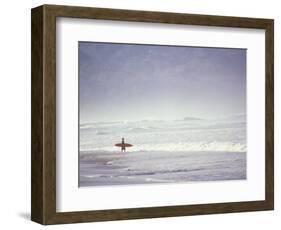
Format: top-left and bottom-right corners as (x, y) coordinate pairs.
(80, 121), (245, 134)
(127, 126), (156, 132)
(95, 130), (110, 135)
(81, 141), (246, 153)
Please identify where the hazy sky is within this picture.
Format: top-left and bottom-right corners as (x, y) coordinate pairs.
(79, 42), (246, 123)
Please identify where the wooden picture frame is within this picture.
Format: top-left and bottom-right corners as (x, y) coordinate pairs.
(31, 4), (274, 225)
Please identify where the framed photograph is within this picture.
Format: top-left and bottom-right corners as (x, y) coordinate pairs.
(31, 4), (274, 225)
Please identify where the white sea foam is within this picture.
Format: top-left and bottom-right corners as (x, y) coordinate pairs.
(81, 141), (246, 153)
(80, 116), (247, 153)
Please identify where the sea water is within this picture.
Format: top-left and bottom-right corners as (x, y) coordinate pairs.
(79, 115), (246, 187)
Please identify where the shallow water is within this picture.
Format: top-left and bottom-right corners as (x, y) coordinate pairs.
(79, 151), (246, 187)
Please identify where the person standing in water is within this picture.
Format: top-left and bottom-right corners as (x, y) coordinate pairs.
(121, 138), (126, 152)
(115, 137), (133, 152)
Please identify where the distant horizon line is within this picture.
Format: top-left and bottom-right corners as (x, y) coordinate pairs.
(80, 113), (246, 125)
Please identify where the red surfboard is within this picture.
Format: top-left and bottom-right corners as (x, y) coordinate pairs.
(115, 138), (133, 152)
(115, 143), (133, 148)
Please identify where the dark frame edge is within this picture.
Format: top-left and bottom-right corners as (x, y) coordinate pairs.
(44, 200), (272, 225)
(41, 4), (274, 28)
(31, 5), (44, 224)
(265, 19), (274, 210)
(31, 5), (57, 225)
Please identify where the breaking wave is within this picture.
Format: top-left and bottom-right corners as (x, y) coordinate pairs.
(81, 141), (246, 153)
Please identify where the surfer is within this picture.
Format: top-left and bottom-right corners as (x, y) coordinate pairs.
(115, 138), (133, 152)
(121, 138), (126, 152)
